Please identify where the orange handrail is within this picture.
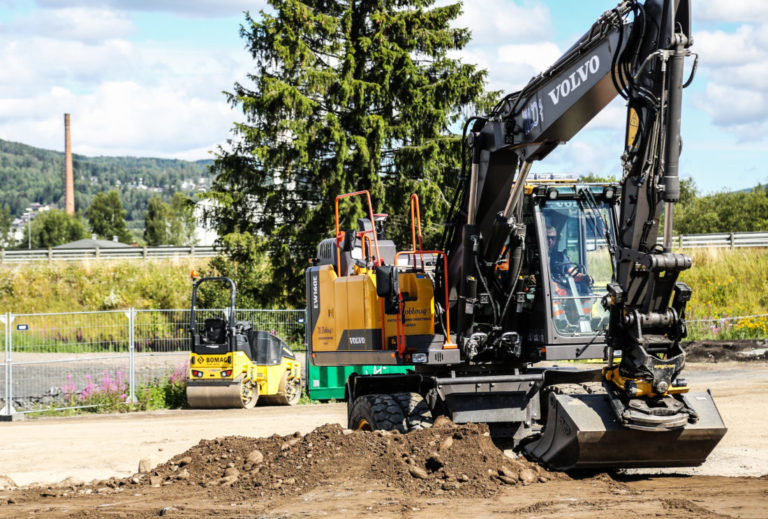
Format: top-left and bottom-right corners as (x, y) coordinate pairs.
(409, 194), (425, 270)
(334, 191), (382, 277)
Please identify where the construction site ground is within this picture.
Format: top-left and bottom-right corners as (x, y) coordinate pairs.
(1, 359), (767, 518)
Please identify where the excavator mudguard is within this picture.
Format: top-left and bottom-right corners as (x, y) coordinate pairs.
(524, 389), (727, 471)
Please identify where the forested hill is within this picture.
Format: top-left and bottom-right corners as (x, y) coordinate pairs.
(0, 138), (212, 223)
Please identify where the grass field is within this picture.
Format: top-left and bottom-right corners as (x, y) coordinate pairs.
(0, 248), (766, 340)
(0, 258), (209, 313)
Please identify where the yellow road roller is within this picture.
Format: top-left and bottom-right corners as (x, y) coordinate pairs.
(185, 276), (302, 408)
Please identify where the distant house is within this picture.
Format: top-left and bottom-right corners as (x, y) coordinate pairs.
(54, 238), (132, 249)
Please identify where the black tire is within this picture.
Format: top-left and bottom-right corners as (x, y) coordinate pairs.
(391, 392), (433, 431)
(348, 394), (406, 433)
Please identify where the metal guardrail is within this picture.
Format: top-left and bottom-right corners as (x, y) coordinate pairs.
(661, 231), (768, 249)
(0, 245), (217, 263)
(2, 231), (768, 265)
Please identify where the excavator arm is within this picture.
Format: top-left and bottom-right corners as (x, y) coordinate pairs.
(442, 0), (725, 466)
(447, 0), (695, 374)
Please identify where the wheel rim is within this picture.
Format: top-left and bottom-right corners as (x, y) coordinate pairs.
(355, 419), (372, 431)
(240, 379), (256, 407)
(286, 377), (301, 404)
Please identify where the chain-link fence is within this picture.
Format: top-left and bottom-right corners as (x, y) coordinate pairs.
(1, 314), (8, 415)
(4, 310), (131, 414)
(1, 308), (307, 417)
(686, 313), (768, 341)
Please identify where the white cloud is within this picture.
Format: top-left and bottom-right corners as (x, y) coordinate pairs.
(35, 0), (266, 17)
(696, 84), (768, 139)
(451, 1), (559, 94)
(692, 19), (768, 138)
(0, 80), (238, 158)
(696, 0), (768, 23)
(493, 42), (562, 88)
(0, 0), (253, 159)
(695, 26), (764, 67)
(2, 7), (135, 43)
(454, 0), (552, 46)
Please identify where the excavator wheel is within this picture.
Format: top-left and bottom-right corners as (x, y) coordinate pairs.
(348, 394), (406, 433)
(261, 371), (302, 406)
(392, 392), (433, 431)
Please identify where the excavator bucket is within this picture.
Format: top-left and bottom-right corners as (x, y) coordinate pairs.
(524, 390), (727, 471)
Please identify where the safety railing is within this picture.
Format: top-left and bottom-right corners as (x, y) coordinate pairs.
(0, 308), (306, 417)
(660, 231), (768, 249)
(0, 245), (217, 264)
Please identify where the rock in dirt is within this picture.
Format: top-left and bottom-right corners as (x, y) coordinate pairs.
(0, 475), (17, 490)
(518, 468), (538, 485)
(247, 449), (264, 465)
(57, 476), (85, 488)
(138, 458), (154, 473)
(432, 416), (456, 428)
(409, 466), (430, 479)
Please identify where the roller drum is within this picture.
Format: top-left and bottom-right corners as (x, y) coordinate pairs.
(186, 378), (258, 409)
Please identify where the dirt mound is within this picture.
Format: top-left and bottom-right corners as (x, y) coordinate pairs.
(125, 421), (562, 500)
(684, 339), (768, 362)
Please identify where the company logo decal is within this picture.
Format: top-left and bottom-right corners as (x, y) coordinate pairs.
(547, 55), (600, 106)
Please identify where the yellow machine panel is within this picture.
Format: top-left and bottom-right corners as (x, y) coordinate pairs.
(307, 264), (436, 365)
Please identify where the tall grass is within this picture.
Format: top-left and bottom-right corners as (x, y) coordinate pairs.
(680, 248), (768, 340)
(0, 258), (209, 313)
(1, 250), (767, 341)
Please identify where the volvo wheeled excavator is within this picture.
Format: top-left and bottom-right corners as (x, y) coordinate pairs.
(305, 0), (726, 470)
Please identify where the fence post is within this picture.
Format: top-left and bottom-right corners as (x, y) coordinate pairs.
(1, 313), (16, 417)
(730, 232), (735, 249)
(126, 308), (137, 403)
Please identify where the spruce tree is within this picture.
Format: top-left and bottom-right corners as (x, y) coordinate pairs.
(207, 0), (495, 306)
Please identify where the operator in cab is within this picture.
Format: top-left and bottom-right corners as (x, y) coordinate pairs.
(546, 225), (592, 288)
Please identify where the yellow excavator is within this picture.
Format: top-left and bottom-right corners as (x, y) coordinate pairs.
(185, 276), (301, 408)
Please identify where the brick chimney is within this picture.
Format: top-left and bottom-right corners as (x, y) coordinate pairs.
(64, 113), (74, 215)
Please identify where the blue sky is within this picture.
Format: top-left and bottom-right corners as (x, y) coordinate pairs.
(0, 0), (766, 194)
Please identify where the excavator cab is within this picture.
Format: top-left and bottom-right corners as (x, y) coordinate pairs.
(513, 182), (618, 360)
(541, 188), (613, 336)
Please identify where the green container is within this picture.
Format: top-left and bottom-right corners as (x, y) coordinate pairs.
(306, 361), (412, 400)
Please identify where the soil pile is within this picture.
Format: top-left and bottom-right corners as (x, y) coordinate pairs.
(684, 339), (768, 362)
(124, 420), (562, 500)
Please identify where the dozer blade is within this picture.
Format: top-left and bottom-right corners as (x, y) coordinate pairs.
(186, 380), (251, 409)
(524, 390), (727, 471)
